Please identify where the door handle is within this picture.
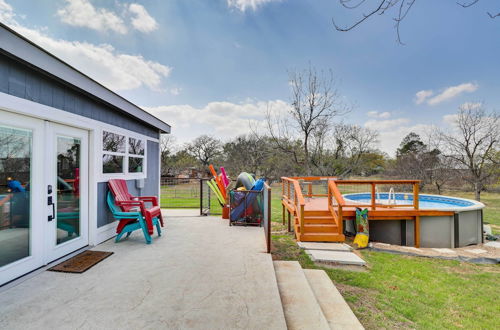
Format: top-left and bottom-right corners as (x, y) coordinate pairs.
(48, 195), (55, 222)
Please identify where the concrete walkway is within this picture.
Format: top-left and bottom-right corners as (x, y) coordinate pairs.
(0, 214), (287, 330)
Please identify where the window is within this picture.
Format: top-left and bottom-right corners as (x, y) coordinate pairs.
(102, 131), (145, 175)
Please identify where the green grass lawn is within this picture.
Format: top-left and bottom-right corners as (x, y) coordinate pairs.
(160, 183), (222, 214)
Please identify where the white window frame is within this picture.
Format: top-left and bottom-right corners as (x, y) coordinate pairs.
(100, 128), (148, 180)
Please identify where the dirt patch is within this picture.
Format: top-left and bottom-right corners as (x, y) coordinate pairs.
(334, 283), (415, 330)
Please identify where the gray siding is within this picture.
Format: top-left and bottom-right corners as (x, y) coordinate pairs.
(0, 54), (159, 139)
(97, 141), (160, 228)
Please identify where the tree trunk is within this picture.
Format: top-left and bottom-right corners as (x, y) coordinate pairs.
(304, 134), (310, 176)
(474, 182), (481, 201)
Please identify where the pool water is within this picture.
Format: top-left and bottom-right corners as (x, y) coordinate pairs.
(343, 193), (476, 209)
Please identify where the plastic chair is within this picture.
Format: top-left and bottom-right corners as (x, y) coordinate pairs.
(107, 192), (161, 244)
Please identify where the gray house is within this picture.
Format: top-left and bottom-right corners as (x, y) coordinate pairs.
(0, 23), (170, 285)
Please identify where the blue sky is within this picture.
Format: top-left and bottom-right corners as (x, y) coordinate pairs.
(1, 0), (499, 155)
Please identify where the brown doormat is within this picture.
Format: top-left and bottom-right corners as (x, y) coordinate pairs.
(48, 250), (113, 273)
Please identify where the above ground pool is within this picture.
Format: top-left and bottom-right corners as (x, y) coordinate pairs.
(343, 193), (484, 211)
(342, 192), (485, 248)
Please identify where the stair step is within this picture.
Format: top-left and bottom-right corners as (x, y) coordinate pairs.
(304, 269), (364, 329)
(300, 233), (346, 242)
(304, 210), (331, 216)
(304, 216), (336, 224)
(273, 261), (330, 330)
(303, 224), (338, 233)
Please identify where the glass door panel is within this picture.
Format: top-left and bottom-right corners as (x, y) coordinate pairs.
(0, 110), (44, 286)
(56, 136), (81, 245)
(0, 125), (32, 267)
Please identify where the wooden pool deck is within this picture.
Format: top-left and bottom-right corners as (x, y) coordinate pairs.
(282, 177), (454, 247)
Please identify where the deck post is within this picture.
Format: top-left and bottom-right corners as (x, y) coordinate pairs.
(414, 216), (420, 248)
(288, 211), (291, 232)
(300, 204), (304, 239)
(338, 205), (343, 235)
(371, 183), (376, 209)
(413, 183), (419, 210)
(282, 204), (285, 225)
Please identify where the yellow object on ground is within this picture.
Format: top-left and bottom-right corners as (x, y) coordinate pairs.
(353, 208), (369, 249)
(353, 233), (369, 249)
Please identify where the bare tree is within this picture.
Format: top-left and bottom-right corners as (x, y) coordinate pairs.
(266, 65), (350, 175)
(186, 135), (222, 167)
(439, 104), (500, 201)
(332, 0), (498, 44)
(306, 123), (379, 176)
(160, 135), (177, 176)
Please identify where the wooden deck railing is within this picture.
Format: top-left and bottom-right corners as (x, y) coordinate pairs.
(327, 180), (344, 233)
(281, 177), (307, 235)
(328, 180), (421, 210)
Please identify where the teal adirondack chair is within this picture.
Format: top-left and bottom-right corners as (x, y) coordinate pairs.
(107, 192), (161, 244)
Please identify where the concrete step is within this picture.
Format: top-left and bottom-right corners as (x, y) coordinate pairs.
(304, 269), (364, 330)
(305, 250), (366, 266)
(300, 232), (345, 242)
(303, 224), (339, 233)
(273, 261), (330, 330)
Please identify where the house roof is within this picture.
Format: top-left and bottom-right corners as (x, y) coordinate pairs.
(0, 22), (171, 134)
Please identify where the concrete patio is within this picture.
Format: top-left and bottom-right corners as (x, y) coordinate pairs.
(0, 212), (287, 329)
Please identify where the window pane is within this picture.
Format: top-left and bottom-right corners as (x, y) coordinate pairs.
(0, 125), (32, 267)
(102, 155), (123, 173)
(128, 138), (144, 155)
(128, 157), (143, 173)
(103, 131), (125, 153)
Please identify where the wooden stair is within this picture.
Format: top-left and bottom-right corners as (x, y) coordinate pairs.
(295, 210), (345, 242)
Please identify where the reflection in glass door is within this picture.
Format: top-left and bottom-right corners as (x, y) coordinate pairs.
(56, 136), (81, 245)
(0, 125), (32, 267)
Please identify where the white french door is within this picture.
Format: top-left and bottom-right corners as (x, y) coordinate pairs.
(0, 110), (89, 285)
(44, 122), (89, 263)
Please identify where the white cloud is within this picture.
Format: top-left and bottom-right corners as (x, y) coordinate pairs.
(13, 26), (171, 91)
(57, 0), (127, 34)
(144, 100), (290, 141)
(443, 114), (458, 126)
(415, 90), (433, 105)
(364, 118), (410, 131)
(2, 1), (171, 91)
(427, 82), (479, 106)
(364, 117), (436, 155)
(0, 0), (14, 22)
(227, 0), (282, 12)
(376, 124), (434, 156)
(129, 3), (158, 33)
(367, 111), (391, 119)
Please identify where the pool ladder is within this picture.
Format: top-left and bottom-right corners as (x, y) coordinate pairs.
(387, 187), (396, 205)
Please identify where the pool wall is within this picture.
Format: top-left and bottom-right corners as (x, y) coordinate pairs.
(349, 210), (483, 248)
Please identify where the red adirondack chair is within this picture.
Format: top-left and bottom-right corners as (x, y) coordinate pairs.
(107, 179), (164, 235)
